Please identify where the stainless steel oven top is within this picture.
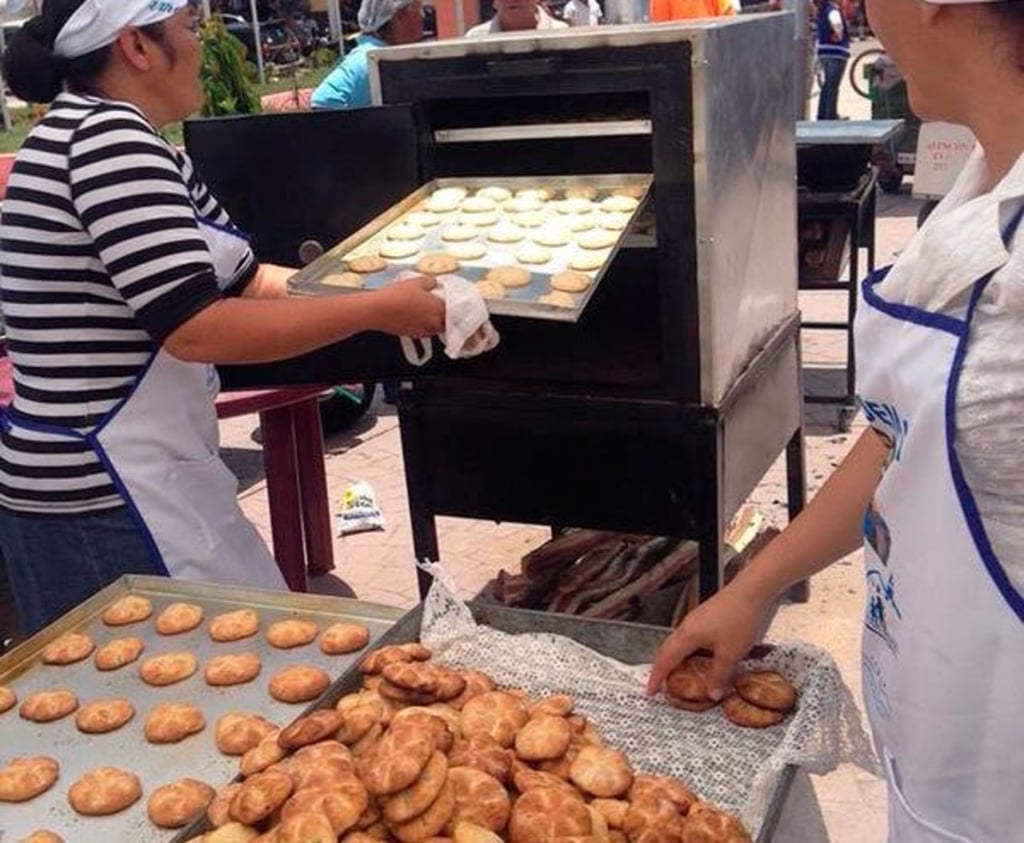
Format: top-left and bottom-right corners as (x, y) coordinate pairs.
(368, 15), (790, 102)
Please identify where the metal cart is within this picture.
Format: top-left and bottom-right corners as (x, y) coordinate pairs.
(795, 119), (902, 432)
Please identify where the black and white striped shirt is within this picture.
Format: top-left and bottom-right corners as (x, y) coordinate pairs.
(0, 93), (256, 514)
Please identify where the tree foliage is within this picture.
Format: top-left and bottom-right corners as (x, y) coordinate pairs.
(198, 17), (261, 117)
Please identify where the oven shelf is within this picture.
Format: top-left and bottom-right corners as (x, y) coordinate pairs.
(434, 120), (653, 144)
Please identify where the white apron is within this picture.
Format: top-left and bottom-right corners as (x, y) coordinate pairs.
(854, 206), (1024, 842)
(4, 217), (286, 590)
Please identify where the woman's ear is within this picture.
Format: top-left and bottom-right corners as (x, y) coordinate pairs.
(112, 28), (157, 72)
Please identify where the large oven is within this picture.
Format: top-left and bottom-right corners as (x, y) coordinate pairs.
(184, 15), (806, 602)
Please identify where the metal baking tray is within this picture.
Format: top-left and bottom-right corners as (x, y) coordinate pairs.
(0, 575), (402, 843)
(287, 174), (653, 323)
(379, 603), (794, 843)
(178, 601), (793, 843)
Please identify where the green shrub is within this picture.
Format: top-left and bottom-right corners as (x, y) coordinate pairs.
(198, 17), (261, 117)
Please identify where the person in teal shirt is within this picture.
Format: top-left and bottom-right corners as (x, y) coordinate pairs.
(311, 0), (423, 109)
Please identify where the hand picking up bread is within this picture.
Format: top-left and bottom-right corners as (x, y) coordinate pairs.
(663, 656), (798, 728)
(185, 643), (753, 843)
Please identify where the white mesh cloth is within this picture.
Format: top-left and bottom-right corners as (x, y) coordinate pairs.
(419, 562), (878, 832)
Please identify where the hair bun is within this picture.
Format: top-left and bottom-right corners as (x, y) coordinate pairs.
(3, 18), (66, 103)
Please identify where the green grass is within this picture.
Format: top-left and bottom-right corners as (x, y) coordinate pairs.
(0, 65), (334, 155)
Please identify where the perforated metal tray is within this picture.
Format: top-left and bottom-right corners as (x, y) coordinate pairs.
(0, 576), (402, 842)
(287, 174), (652, 323)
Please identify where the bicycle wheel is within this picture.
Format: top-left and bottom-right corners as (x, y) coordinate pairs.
(849, 47), (886, 99)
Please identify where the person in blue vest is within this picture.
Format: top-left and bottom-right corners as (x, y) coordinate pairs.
(815, 0), (851, 120)
(310, 0), (422, 110)
(650, 0), (1024, 839)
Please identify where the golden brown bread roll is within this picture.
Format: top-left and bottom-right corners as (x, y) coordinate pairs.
(208, 608), (260, 642)
(155, 602), (204, 635)
(319, 622), (371, 655)
(40, 633), (93, 665)
(508, 787), (591, 843)
(101, 595), (153, 626)
(67, 767), (142, 816)
(144, 702), (205, 743)
(268, 664), (330, 704)
(74, 698), (134, 734)
(0, 756), (59, 803)
(19, 689), (78, 723)
(146, 777), (216, 828)
(0, 685), (15, 714)
(93, 636), (145, 670)
(266, 619), (319, 649)
(447, 766), (511, 833)
(138, 651), (197, 686)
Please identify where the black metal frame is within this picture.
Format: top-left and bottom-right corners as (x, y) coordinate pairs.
(400, 315), (806, 601)
(797, 171), (878, 432)
(374, 38), (807, 602)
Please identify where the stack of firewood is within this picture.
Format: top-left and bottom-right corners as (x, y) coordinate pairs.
(487, 507), (778, 627)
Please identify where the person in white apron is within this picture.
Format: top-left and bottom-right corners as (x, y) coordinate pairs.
(647, 2), (1024, 839)
(855, 203), (1024, 840)
(0, 0), (444, 633)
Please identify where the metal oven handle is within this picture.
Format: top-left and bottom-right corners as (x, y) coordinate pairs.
(485, 57), (562, 78)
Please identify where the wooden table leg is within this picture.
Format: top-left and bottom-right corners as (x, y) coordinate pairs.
(259, 407), (308, 592)
(291, 398), (334, 579)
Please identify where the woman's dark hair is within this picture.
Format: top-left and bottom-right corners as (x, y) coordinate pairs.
(2, 0), (172, 104)
(989, 1), (1024, 71)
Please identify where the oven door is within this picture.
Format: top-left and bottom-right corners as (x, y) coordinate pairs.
(184, 105), (430, 386)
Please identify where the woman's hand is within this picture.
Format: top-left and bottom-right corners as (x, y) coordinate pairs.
(371, 275), (446, 338)
(647, 431), (889, 697)
(646, 579), (772, 700)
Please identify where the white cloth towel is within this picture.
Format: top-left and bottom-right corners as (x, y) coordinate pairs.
(399, 274), (500, 366)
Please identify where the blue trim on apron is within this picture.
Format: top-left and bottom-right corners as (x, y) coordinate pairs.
(197, 215), (251, 244)
(0, 406), (88, 440)
(83, 350), (177, 575)
(90, 352), (160, 437)
(945, 206), (1024, 622)
(861, 269), (966, 337)
(84, 427), (169, 576)
(946, 277), (1024, 622)
(0, 352), (171, 577)
(862, 203), (1024, 621)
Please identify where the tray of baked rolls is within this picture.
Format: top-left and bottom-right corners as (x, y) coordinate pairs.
(0, 575), (402, 843)
(173, 599), (819, 843)
(287, 174), (653, 323)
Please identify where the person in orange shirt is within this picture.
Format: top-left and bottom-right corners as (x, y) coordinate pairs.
(649, 0), (734, 22)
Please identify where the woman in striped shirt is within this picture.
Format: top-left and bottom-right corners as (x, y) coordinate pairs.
(0, 0), (444, 633)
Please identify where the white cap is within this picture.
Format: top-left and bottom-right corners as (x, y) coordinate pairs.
(52, 0), (189, 60)
(358, 0), (416, 34)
